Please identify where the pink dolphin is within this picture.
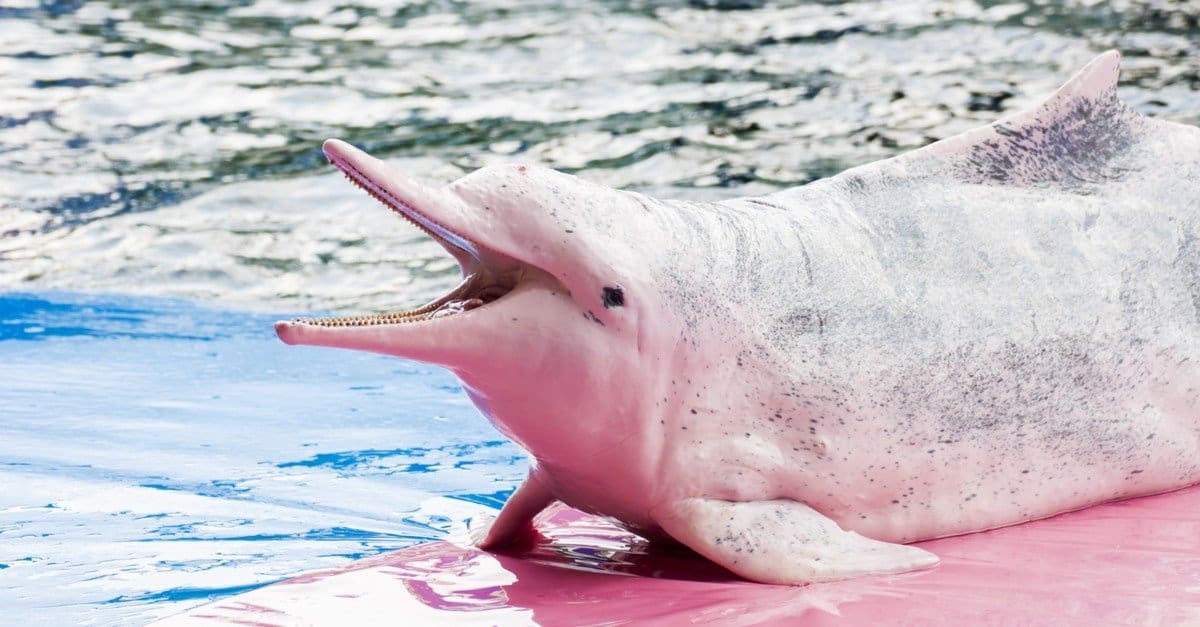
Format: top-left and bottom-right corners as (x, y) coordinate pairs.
(276, 51), (1200, 584)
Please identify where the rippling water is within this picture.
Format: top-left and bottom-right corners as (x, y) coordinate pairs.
(3, 0), (1198, 312)
(1, 1), (1198, 624)
(1, 292), (526, 624)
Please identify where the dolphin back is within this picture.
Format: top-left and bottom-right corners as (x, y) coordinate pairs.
(767, 51), (1200, 350)
(920, 51), (1167, 186)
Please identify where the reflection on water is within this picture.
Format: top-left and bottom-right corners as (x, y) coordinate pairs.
(163, 492), (1200, 626)
(1, 0), (1198, 312)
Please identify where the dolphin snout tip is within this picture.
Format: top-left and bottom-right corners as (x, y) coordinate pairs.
(274, 320), (299, 344)
(322, 138), (356, 161)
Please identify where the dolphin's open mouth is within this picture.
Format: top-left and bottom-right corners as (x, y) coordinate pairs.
(292, 140), (519, 327)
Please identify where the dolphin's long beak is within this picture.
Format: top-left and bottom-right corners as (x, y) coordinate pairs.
(273, 139), (526, 361)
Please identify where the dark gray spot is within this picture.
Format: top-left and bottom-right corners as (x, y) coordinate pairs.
(602, 285), (625, 308)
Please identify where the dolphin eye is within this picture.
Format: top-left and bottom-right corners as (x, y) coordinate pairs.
(601, 286), (624, 308)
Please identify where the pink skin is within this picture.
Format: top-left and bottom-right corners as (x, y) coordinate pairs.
(276, 139), (669, 534)
(276, 140), (939, 583)
(275, 52), (1200, 585)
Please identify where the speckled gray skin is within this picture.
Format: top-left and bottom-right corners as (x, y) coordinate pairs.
(279, 52), (1200, 584)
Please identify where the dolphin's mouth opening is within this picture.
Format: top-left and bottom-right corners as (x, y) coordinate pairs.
(292, 146), (518, 328)
(295, 271), (515, 328)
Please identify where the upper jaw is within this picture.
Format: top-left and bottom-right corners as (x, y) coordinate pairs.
(279, 139), (525, 331)
(323, 138), (477, 266)
(320, 138), (522, 273)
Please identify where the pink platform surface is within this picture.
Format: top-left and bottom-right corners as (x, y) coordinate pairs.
(157, 486), (1200, 626)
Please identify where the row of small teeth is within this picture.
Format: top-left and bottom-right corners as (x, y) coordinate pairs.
(304, 172), (453, 327)
(298, 297), (489, 327)
(296, 312), (427, 327)
(303, 166), (509, 328)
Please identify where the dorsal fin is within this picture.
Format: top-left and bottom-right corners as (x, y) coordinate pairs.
(909, 51), (1145, 187)
(1036, 50), (1122, 115)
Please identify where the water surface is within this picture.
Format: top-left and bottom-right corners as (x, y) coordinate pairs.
(0, 292), (525, 624)
(3, 0), (1197, 312)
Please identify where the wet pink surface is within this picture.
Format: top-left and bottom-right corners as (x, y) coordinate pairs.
(158, 485), (1200, 625)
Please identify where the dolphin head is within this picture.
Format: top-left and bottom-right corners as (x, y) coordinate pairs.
(275, 140), (659, 462)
